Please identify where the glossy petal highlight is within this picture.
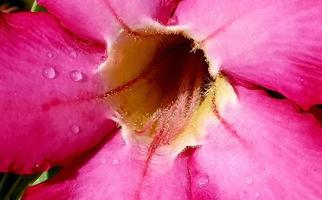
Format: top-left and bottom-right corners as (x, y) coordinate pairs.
(0, 13), (115, 174)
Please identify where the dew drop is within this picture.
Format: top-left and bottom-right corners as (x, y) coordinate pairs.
(35, 164), (40, 168)
(47, 52), (53, 58)
(246, 176), (253, 186)
(42, 67), (57, 79)
(70, 124), (80, 133)
(197, 175), (209, 188)
(69, 70), (85, 82)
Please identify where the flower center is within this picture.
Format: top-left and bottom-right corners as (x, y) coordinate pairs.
(101, 28), (221, 155)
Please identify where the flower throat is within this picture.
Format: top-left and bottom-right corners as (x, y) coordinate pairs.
(101, 29), (214, 152)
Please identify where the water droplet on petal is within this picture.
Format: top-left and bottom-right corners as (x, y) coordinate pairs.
(197, 175), (209, 188)
(35, 164), (39, 168)
(47, 52), (53, 58)
(42, 67), (57, 79)
(246, 176), (253, 185)
(69, 70), (85, 82)
(70, 124), (80, 133)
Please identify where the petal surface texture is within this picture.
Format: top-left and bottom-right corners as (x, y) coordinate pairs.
(38, 0), (181, 42)
(23, 130), (191, 200)
(0, 13), (115, 174)
(23, 85), (322, 199)
(188, 85), (322, 200)
(175, 0), (322, 108)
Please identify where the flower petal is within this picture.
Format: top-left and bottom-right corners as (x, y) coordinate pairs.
(23, 130), (190, 200)
(0, 13), (116, 174)
(188, 84), (322, 199)
(38, 0), (181, 42)
(175, 0), (322, 108)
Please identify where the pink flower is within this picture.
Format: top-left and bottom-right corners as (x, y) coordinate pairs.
(0, 0), (321, 199)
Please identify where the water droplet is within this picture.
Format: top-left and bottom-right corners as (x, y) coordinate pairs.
(246, 176), (253, 185)
(70, 124), (80, 133)
(112, 159), (119, 165)
(69, 70), (84, 82)
(42, 67), (57, 79)
(300, 78), (304, 83)
(197, 175), (209, 188)
(35, 164), (39, 168)
(47, 52), (53, 58)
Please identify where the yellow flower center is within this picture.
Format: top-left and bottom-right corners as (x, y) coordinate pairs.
(100, 27), (236, 157)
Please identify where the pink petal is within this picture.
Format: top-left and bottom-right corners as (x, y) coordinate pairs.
(0, 13), (116, 174)
(188, 85), (322, 199)
(23, 130), (190, 200)
(175, 0), (322, 109)
(38, 0), (181, 42)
